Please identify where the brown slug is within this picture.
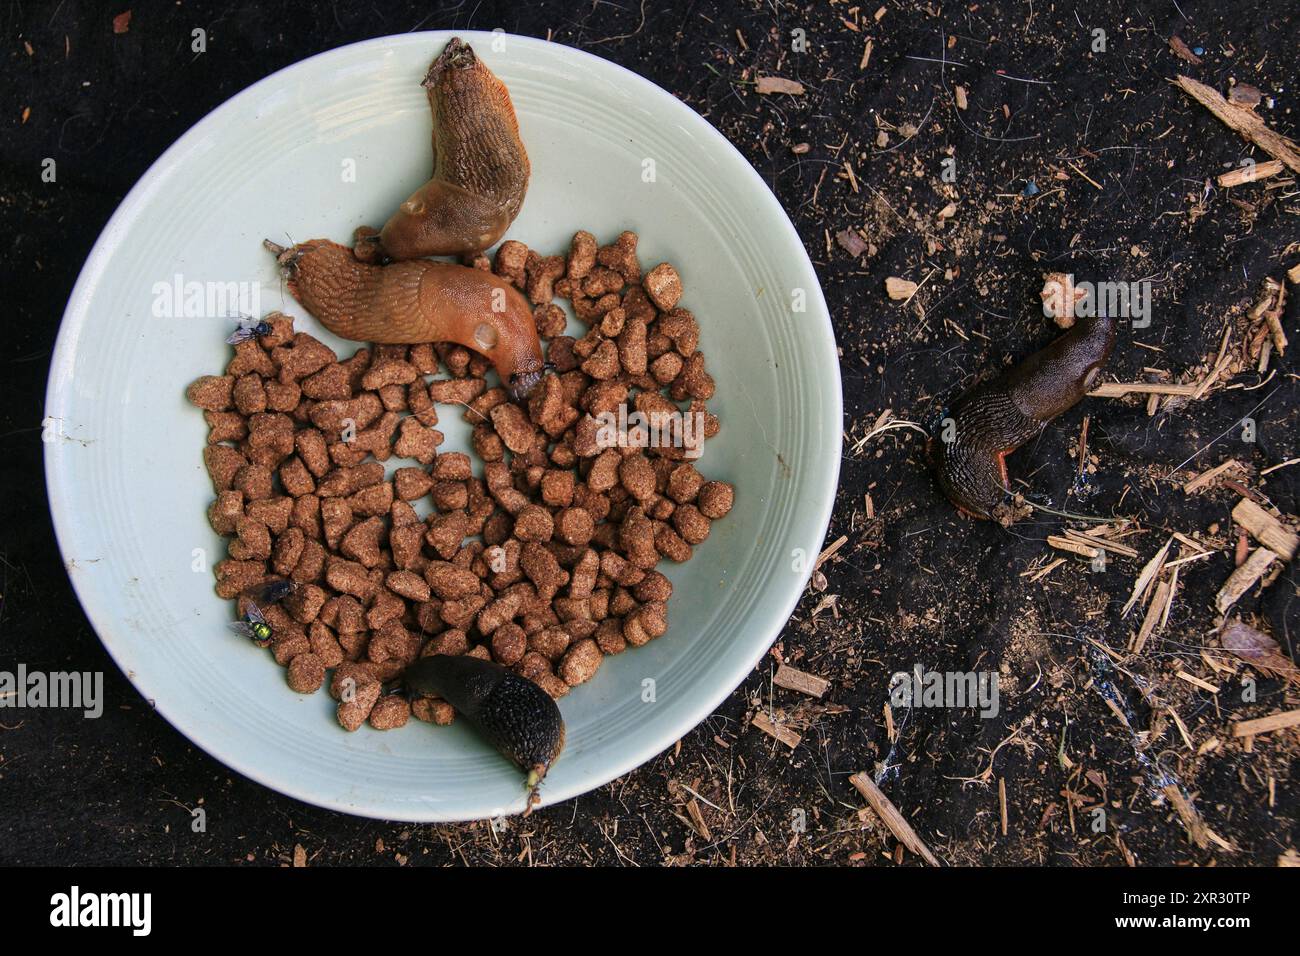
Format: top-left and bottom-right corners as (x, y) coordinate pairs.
(375, 37), (530, 260)
(267, 238), (545, 399)
(929, 314), (1117, 519)
(404, 655), (565, 802)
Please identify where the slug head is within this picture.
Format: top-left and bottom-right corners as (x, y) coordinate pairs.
(424, 36), (478, 85)
(507, 362), (548, 402)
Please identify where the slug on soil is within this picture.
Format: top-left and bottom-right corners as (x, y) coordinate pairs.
(404, 655), (566, 802)
(267, 238), (546, 400)
(374, 37), (530, 260)
(929, 314), (1117, 519)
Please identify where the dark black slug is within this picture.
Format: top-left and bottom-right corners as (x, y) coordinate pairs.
(404, 655), (566, 799)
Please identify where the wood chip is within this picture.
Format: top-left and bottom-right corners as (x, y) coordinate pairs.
(954, 85), (968, 109)
(1216, 159), (1285, 187)
(859, 38), (873, 70)
(1215, 546), (1277, 613)
(1131, 578), (1171, 654)
(849, 772), (940, 866)
(885, 276), (918, 300)
(1232, 498), (1298, 560)
(843, 161), (859, 193)
(1103, 695), (1132, 729)
(815, 534), (849, 569)
(1251, 279), (1288, 356)
(684, 798), (712, 840)
(1047, 534), (1100, 559)
(1089, 381), (1199, 398)
(1183, 459), (1239, 494)
(1176, 671), (1220, 693)
(751, 712), (801, 748)
(1168, 35), (1202, 64)
(755, 76), (805, 95)
(1065, 528), (1138, 558)
(1231, 708), (1300, 738)
(773, 664), (830, 698)
(1024, 556), (1066, 582)
(1162, 784), (1208, 848)
(1175, 76), (1300, 174)
(1167, 707), (1194, 750)
(1123, 537), (1172, 616)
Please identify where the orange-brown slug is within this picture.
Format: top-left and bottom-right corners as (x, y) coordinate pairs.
(267, 238), (545, 400)
(929, 314), (1117, 518)
(374, 37), (530, 260)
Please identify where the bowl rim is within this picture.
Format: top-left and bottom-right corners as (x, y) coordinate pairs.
(44, 29), (843, 820)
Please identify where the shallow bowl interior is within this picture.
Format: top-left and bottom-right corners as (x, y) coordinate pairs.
(45, 31), (841, 820)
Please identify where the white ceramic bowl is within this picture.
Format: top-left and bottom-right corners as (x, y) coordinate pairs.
(45, 31), (841, 820)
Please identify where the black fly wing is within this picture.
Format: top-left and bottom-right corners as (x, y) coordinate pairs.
(243, 580), (294, 606)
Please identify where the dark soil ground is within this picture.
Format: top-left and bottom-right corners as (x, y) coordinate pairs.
(1, 0), (1296, 866)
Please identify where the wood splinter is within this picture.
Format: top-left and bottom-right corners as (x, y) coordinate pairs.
(849, 771), (941, 866)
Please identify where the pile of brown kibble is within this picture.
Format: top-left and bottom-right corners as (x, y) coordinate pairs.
(186, 230), (734, 732)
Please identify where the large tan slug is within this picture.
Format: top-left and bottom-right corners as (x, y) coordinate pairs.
(375, 37), (530, 260)
(929, 314), (1117, 518)
(268, 238), (545, 400)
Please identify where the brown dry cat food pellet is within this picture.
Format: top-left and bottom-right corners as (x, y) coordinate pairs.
(513, 504), (554, 542)
(559, 638), (602, 686)
(368, 694), (411, 730)
(490, 623), (528, 665)
(697, 480), (735, 519)
(667, 463), (704, 503)
(634, 571), (673, 603)
(642, 263), (683, 311)
(623, 602), (668, 647)
(386, 569), (431, 602)
(554, 506), (595, 546)
(412, 696), (456, 725)
(424, 562), (480, 599)
(188, 375), (234, 410)
(672, 504), (711, 545)
(309, 622), (345, 668)
(329, 661), (377, 700)
(336, 680), (382, 731)
(195, 228), (732, 740)
(286, 652), (327, 693)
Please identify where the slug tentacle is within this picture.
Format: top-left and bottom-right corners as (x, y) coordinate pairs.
(378, 37), (530, 260)
(930, 314), (1117, 519)
(271, 238), (545, 399)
